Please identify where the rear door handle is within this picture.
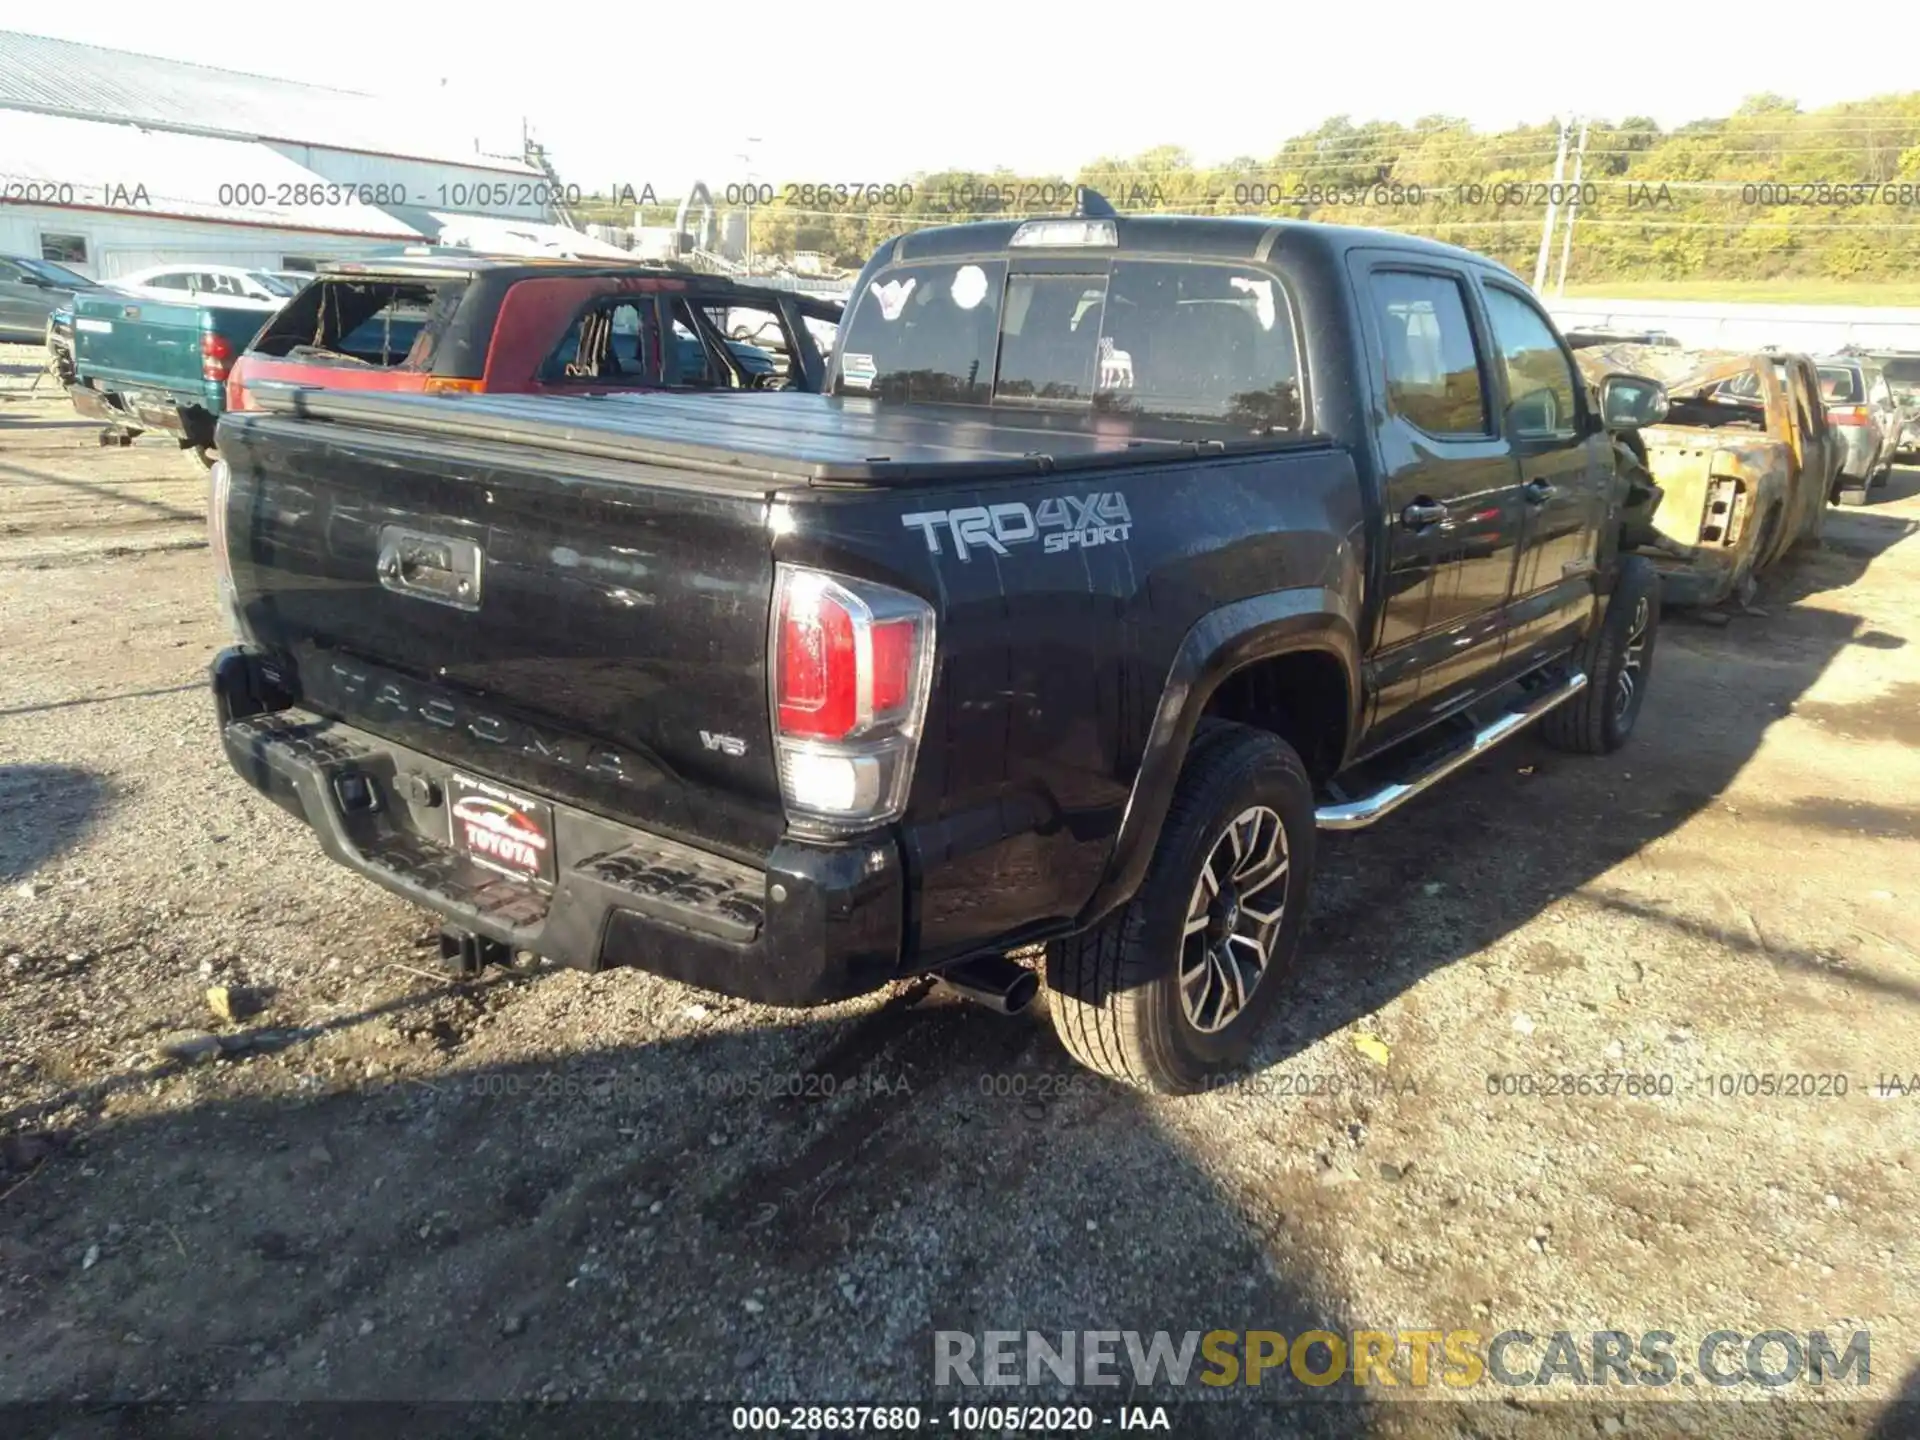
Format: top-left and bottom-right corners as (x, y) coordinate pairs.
(1523, 478), (1556, 504)
(1401, 499), (1448, 529)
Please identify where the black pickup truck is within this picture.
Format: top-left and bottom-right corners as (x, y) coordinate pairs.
(210, 209), (1664, 1093)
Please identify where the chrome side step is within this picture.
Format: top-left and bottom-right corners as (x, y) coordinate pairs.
(1315, 671), (1588, 831)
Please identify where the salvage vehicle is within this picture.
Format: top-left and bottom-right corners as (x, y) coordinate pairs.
(209, 206), (1664, 1094)
(1574, 343), (1837, 606)
(1813, 355), (1901, 501)
(2, 253), (100, 344)
(63, 288), (273, 466)
(1853, 349), (1920, 457)
(224, 256), (842, 410)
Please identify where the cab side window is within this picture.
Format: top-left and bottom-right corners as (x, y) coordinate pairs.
(1482, 286), (1581, 440)
(1368, 270), (1489, 437)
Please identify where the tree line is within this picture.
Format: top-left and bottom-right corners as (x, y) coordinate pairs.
(572, 93), (1920, 283)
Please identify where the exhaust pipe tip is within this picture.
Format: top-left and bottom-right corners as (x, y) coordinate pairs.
(937, 954), (1040, 1016)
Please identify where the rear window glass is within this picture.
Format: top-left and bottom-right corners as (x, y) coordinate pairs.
(836, 260), (1007, 405)
(835, 258), (1303, 434)
(250, 278), (468, 370)
(20, 258), (93, 288)
(1818, 367), (1862, 403)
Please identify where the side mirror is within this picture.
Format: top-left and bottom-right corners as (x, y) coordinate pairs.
(1598, 373), (1669, 431)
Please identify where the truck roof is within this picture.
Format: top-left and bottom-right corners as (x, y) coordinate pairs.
(883, 214), (1513, 273)
(312, 254), (845, 316)
(319, 254), (695, 282)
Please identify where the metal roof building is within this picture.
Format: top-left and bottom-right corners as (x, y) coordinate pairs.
(0, 30), (617, 278)
(0, 30), (534, 174)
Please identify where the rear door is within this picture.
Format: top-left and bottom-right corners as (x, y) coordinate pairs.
(1351, 256), (1523, 745)
(1782, 356), (1838, 508)
(1476, 279), (1607, 669)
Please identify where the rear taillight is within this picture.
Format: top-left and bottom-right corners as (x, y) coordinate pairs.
(771, 565), (934, 834)
(201, 330), (233, 383)
(207, 458), (246, 640)
(225, 357), (251, 412)
(1829, 405), (1871, 426)
(423, 376), (485, 395)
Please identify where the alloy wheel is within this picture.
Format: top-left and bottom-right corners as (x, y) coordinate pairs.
(1178, 805), (1290, 1034)
(1615, 595), (1651, 721)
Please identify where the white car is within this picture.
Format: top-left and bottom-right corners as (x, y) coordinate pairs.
(109, 264), (298, 306)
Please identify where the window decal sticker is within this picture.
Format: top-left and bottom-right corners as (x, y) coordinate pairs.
(951, 265), (989, 311)
(869, 277), (917, 322)
(1230, 276), (1277, 331)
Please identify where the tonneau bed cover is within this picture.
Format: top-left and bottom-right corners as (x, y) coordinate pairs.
(247, 385), (1319, 485)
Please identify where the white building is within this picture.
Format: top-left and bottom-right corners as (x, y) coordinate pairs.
(0, 30), (624, 278)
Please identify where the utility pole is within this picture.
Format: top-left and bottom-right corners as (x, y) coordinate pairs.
(1555, 119), (1591, 297)
(737, 136), (763, 274)
(1533, 118), (1572, 293)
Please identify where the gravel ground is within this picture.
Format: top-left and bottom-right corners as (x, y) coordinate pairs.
(2, 342), (1917, 1438)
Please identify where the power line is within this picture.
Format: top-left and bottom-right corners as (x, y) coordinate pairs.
(758, 206), (1920, 232)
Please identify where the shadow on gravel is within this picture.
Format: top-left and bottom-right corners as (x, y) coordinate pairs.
(0, 971), (514, 1139)
(1213, 515), (1919, 1081)
(0, 764), (112, 883)
(0, 460), (204, 523)
(1867, 1361), (1920, 1439)
(1579, 890), (1920, 1007)
(1, 991), (1373, 1437)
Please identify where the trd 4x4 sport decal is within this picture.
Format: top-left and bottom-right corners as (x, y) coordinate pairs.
(900, 492), (1133, 562)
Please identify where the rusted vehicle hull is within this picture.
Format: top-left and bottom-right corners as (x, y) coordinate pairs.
(1575, 345), (1838, 607)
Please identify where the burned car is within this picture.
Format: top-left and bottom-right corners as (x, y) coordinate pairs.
(1575, 343), (1839, 607)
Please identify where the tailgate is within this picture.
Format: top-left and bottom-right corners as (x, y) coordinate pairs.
(216, 402), (786, 863)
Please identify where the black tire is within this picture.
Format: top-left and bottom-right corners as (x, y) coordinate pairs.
(1539, 554), (1660, 756)
(1045, 723), (1316, 1095)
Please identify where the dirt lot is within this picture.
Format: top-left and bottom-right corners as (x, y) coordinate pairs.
(2, 341), (1917, 1438)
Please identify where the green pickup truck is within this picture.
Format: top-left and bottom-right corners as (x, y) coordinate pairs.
(63, 290), (279, 466)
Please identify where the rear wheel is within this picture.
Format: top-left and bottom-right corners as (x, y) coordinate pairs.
(1045, 724), (1316, 1095)
(1540, 555), (1660, 756)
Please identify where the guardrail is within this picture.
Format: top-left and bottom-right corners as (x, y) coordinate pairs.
(1548, 298), (1920, 354)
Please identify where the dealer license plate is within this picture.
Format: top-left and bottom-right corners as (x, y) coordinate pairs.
(448, 773), (555, 886)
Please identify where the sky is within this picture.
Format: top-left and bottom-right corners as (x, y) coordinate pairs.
(14, 4), (1919, 194)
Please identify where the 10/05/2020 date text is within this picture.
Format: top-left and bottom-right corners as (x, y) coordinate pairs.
(730, 1405), (1172, 1430)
